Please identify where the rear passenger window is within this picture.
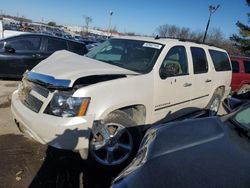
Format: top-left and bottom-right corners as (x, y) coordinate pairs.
(191, 47), (208, 74)
(209, 50), (231, 71)
(231, 61), (240, 73)
(47, 38), (67, 52)
(68, 42), (87, 55)
(244, 61), (250, 73)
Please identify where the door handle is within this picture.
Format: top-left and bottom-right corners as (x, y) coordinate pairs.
(32, 54), (41, 58)
(183, 83), (192, 87)
(205, 79), (212, 83)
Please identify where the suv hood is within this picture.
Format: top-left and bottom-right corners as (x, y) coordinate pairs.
(32, 50), (139, 87)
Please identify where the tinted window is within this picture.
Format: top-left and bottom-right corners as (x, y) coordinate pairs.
(6, 36), (41, 51)
(68, 42), (87, 55)
(47, 38), (67, 52)
(160, 46), (188, 77)
(191, 47), (208, 74)
(244, 61), (250, 73)
(231, 61), (240, 73)
(209, 50), (231, 71)
(232, 107), (250, 131)
(0, 41), (4, 49)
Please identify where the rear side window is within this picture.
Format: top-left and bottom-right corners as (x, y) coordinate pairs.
(191, 47), (208, 74)
(244, 61), (250, 73)
(209, 50), (231, 71)
(47, 38), (67, 52)
(231, 61), (240, 73)
(68, 42), (87, 55)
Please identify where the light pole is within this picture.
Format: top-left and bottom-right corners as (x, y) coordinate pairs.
(203, 5), (220, 43)
(108, 11), (113, 36)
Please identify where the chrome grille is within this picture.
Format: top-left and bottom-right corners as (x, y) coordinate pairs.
(31, 84), (49, 98)
(20, 92), (43, 113)
(18, 79), (49, 113)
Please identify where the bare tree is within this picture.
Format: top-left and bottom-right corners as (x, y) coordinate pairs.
(155, 24), (241, 55)
(84, 16), (92, 34)
(156, 24), (191, 39)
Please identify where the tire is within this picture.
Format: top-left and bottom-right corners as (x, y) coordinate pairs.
(206, 93), (221, 116)
(90, 110), (142, 166)
(237, 84), (250, 95)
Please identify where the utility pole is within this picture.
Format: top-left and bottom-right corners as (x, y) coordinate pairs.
(108, 11), (113, 36)
(203, 5), (220, 43)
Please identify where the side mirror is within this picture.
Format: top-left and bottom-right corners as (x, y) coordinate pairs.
(159, 66), (169, 79)
(4, 42), (15, 53)
(159, 63), (179, 79)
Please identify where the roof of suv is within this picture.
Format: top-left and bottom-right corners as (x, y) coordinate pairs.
(230, 55), (250, 60)
(114, 35), (226, 52)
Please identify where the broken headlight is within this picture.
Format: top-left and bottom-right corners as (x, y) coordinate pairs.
(45, 92), (90, 117)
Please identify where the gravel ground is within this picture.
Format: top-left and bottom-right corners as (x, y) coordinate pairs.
(0, 80), (20, 135)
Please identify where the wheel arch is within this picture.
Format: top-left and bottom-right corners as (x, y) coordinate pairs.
(100, 104), (147, 126)
(215, 85), (225, 97)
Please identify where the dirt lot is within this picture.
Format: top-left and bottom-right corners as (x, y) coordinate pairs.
(0, 80), (123, 188)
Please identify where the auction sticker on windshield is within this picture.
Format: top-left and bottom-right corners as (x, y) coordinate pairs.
(143, 43), (162, 49)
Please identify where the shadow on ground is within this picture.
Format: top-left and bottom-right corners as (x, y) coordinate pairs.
(30, 146), (123, 188)
(0, 134), (123, 188)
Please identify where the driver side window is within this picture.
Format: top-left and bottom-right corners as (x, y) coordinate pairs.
(160, 46), (188, 78)
(6, 36), (41, 51)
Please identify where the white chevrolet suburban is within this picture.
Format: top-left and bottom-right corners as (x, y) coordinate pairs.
(11, 36), (232, 166)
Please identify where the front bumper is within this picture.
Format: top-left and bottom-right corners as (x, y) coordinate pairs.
(11, 90), (95, 151)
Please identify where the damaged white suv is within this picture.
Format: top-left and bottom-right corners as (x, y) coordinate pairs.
(11, 36), (232, 166)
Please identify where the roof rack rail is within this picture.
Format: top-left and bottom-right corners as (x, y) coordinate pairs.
(229, 54), (250, 59)
(154, 35), (217, 47)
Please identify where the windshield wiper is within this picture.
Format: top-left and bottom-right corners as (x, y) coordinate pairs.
(102, 60), (116, 65)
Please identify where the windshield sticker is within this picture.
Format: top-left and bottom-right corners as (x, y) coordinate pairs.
(143, 43), (162, 49)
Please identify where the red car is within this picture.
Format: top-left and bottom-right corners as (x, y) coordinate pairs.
(230, 55), (250, 94)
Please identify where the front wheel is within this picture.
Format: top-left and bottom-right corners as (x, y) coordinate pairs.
(90, 111), (141, 166)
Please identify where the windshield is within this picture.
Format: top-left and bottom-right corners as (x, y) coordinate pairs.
(85, 38), (164, 74)
(231, 106), (250, 131)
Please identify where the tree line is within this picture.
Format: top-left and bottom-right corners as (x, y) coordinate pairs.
(156, 0), (250, 56)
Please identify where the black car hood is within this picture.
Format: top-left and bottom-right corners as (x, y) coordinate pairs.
(113, 117), (250, 188)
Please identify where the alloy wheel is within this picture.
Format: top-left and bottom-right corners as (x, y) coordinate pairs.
(90, 123), (133, 166)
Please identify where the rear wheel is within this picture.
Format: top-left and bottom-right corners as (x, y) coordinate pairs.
(90, 111), (141, 166)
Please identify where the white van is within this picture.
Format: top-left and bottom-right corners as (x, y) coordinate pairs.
(0, 20), (27, 39)
(11, 36), (232, 166)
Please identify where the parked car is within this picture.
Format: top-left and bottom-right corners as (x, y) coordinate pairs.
(112, 99), (250, 188)
(230, 55), (250, 94)
(0, 33), (88, 78)
(11, 36), (232, 167)
(86, 42), (100, 51)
